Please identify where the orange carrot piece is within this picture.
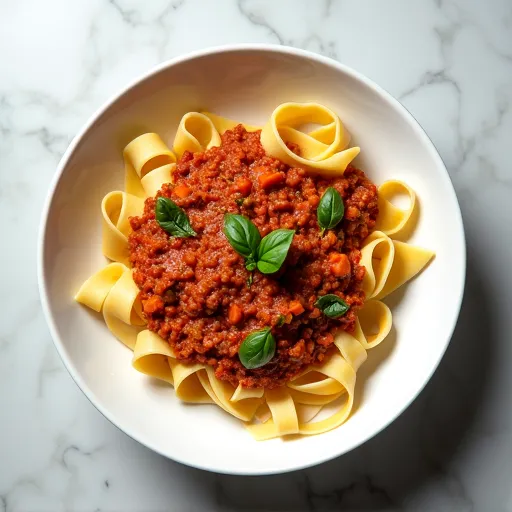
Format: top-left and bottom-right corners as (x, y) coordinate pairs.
(258, 172), (285, 190)
(174, 184), (191, 198)
(288, 300), (305, 315)
(228, 304), (243, 325)
(330, 253), (351, 276)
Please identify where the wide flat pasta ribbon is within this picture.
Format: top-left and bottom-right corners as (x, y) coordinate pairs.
(101, 191), (144, 264)
(197, 367), (262, 421)
(102, 268), (145, 350)
(74, 262), (126, 312)
(201, 111), (261, 134)
(247, 352), (356, 440)
(168, 359), (212, 404)
(173, 112), (221, 158)
(374, 180), (416, 237)
(132, 330), (175, 385)
(75, 263), (144, 350)
(231, 384), (264, 401)
(124, 133), (176, 198)
(361, 230), (434, 301)
(360, 230), (395, 299)
(260, 102), (359, 176)
(353, 301), (393, 350)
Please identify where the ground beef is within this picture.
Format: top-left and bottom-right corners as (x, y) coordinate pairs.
(129, 125), (378, 388)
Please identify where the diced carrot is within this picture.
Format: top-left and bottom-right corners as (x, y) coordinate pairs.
(288, 300), (305, 315)
(330, 253), (351, 276)
(329, 252), (343, 263)
(235, 177), (252, 196)
(228, 304), (243, 325)
(258, 172), (285, 190)
(174, 184), (191, 198)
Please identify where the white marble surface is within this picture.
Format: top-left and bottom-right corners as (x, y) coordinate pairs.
(1, 0), (511, 510)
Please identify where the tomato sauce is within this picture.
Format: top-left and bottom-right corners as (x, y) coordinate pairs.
(129, 126), (378, 388)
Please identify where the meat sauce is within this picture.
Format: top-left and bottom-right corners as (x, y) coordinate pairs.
(129, 126), (378, 388)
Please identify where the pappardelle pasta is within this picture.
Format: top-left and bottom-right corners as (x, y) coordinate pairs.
(75, 102), (434, 440)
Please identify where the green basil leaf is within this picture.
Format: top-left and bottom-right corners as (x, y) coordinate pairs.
(223, 214), (261, 260)
(256, 229), (294, 274)
(314, 294), (349, 318)
(155, 197), (196, 238)
(238, 328), (275, 369)
(317, 187), (344, 232)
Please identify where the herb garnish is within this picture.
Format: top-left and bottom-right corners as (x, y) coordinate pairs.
(257, 229), (295, 274)
(238, 327), (276, 369)
(314, 294), (350, 318)
(223, 214), (294, 274)
(317, 187), (344, 235)
(155, 197), (196, 238)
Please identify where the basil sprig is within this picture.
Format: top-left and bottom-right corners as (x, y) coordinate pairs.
(223, 213), (261, 270)
(223, 214), (294, 274)
(317, 187), (344, 235)
(257, 229), (295, 274)
(314, 294), (349, 318)
(155, 197), (196, 238)
(238, 327), (275, 369)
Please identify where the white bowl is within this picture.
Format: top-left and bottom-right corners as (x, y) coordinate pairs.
(38, 44), (465, 475)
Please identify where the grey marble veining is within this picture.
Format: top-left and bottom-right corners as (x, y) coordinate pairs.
(1, 0), (511, 510)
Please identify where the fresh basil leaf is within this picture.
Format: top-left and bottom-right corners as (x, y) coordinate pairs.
(256, 229), (294, 274)
(155, 196), (196, 238)
(223, 214), (261, 260)
(238, 328), (275, 369)
(317, 187), (344, 233)
(314, 294), (350, 318)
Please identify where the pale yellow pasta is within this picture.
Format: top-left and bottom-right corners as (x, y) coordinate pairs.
(124, 133), (176, 198)
(102, 268), (145, 350)
(140, 163), (175, 197)
(375, 240), (434, 300)
(173, 112), (221, 158)
(201, 111), (261, 133)
(374, 180), (416, 237)
(260, 102), (359, 176)
(360, 230), (395, 299)
(132, 330), (175, 385)
(355, 301), (393, 349)
(247, 353), (356, 440)
(169, 360), (212, 404)
(360, 230), (434, 301)
(296, 404), (323, 424)
(198, 367), (262, 421)
(74, 262), (126, 312)
(76, 263), (144, 350)
(75, 103), (435, 441)
(101, 191), (144, 264)
(231, 384), (265, 402)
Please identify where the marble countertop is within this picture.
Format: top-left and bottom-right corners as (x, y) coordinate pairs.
(1, 0), (511, 510)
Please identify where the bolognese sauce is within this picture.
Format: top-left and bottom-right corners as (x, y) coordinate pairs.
(129, 125), (378, 388)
